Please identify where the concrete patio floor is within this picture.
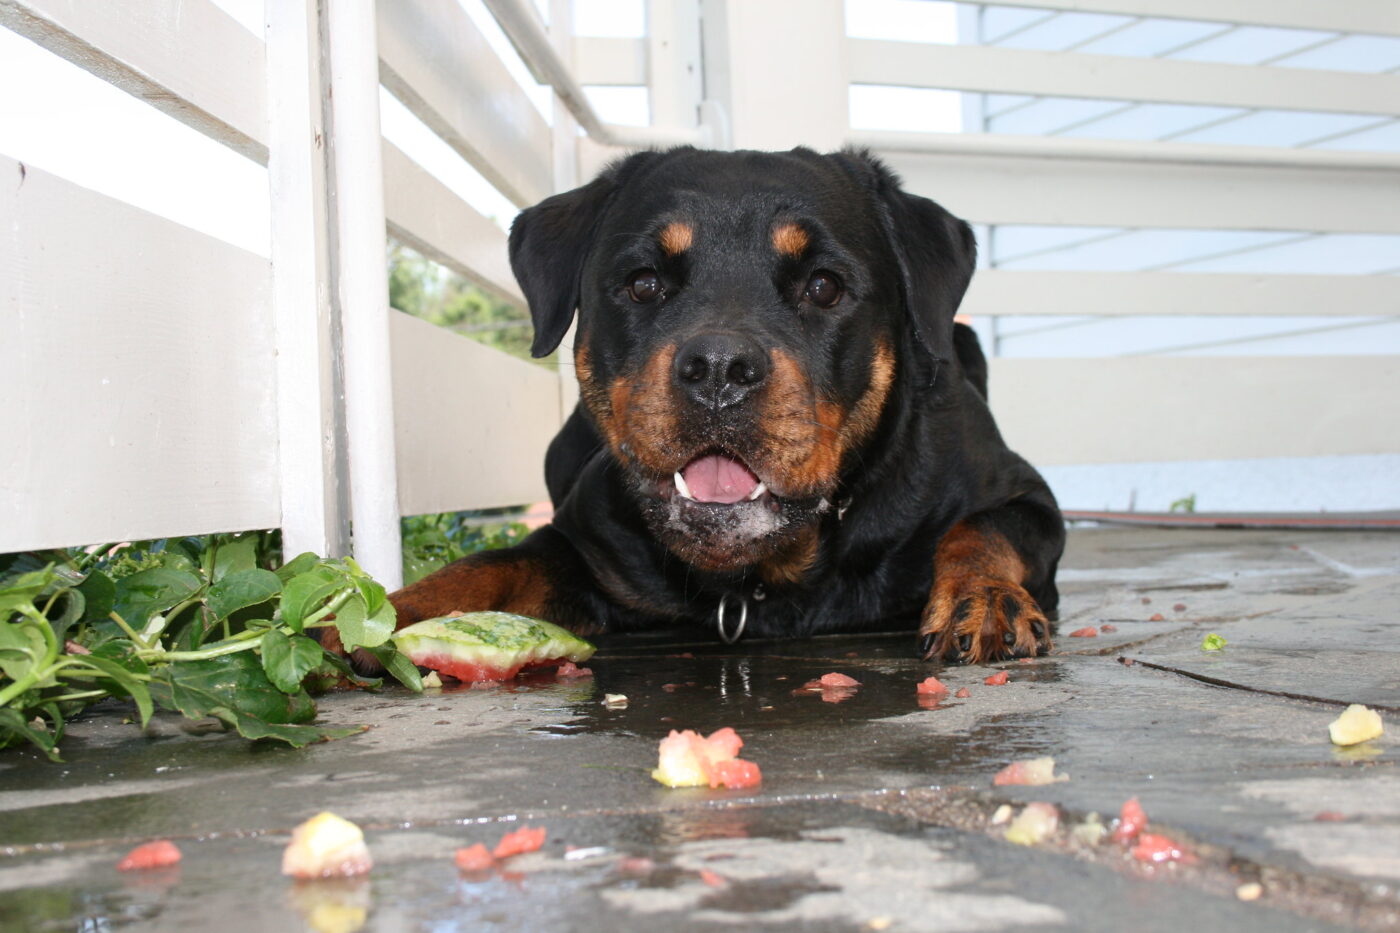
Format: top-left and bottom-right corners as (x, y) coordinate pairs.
(1, 526), (1397, 931)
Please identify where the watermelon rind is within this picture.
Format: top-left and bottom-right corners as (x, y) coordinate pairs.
(392, 611), (595, 681)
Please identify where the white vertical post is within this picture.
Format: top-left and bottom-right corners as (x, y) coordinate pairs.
(551, 0), (581, 420)
(647, 0), (703, 130)
(265, 0), (351, 560)
(324, 0), (404, 588)
(698, 0), (848, 151)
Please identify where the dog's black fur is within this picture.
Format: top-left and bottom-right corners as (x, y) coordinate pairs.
(387, 147), (1063, 662)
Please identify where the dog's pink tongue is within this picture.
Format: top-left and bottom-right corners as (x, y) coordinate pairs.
(682, 454), (759, 504)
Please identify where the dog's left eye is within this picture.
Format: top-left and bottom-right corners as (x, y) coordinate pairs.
(626, 269), (663, 303)
(803, 271), (843, 309)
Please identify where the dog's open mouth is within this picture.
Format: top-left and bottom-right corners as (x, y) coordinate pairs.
(672, 451), (768, 505)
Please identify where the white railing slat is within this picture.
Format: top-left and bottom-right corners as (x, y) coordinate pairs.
(967, 0), (1400, 38)
(0, 0), (268, 162)
(964, 270), (1400, 319)
(391, 313), (561, 516)
(991, 356), (1400, 466)
(850, 39), (1400, 118)
(377, 0), (554, 207)
(382, 141), (525, 308)
(0, 157), (276, 552)
(875, 139), (1400, 234)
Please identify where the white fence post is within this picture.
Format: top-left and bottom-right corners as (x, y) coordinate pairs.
(324, 0), (404, 588)
(698, 0), (847, 151)
(265, 0), (351, 562)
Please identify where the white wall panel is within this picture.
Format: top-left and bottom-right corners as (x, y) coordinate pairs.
(391, 313), (562, 516)
(0, 157), (276, 551)
(989, 356), (1400, 465)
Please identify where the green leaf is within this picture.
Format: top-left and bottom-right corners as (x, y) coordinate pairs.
(333, 596), (396, 652)
(154, 652), (316, 724)
(77, 570), (116, 624)
(207, 569), (282, 621)
(354, 578), (387, 618)
(112, 568), (202, 629)
(260, 630), (323, 694)
(90, 640), (149, 676)
(0, 621), (48, 682)
(74, 655), (153, 727)
(279, 568), (345, 631)
(0, 553), (50, 589)
(363, 644), (422, 692)
(0, 569), (54, 617)
(275, 552), (320, 583)
(206, 707), (366, 748)
(1201, 632), (1227, 652)
(0, 708), (61, 761)
(212, 535), (258, 581)
(47, 589), (85, 646)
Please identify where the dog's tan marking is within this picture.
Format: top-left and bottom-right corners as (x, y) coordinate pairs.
(659, 222), (693, 256)
(771, 222), (809, 257)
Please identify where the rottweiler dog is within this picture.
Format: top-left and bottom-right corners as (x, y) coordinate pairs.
(386, 147), (1063, 663)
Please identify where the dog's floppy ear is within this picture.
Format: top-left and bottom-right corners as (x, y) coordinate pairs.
(831, 149), (977, 369)
(508, 151), (660, 358)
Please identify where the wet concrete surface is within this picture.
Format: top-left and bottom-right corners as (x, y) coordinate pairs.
(1, 527), (1398, 931)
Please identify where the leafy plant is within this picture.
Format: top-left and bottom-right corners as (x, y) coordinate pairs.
(1169, 493), (1197, 514)
(0, 535), (422, 761)
(401, 513), (529, 585)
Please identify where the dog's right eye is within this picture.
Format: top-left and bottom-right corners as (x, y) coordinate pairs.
(626, 270), (663, 303)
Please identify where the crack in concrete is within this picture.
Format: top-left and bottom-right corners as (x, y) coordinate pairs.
(1116, 656), (1400, 714)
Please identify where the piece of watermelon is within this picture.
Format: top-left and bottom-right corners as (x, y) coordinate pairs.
(117, 840), (182, 871)
(652, 727), (763, 789)
(393, 612), (595, 683)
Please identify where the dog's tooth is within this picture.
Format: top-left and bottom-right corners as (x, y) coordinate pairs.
(673, 471), (693, 500)
(747, 482), (767, 501)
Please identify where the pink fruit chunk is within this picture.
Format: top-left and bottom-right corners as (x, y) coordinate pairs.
(652, 727), (762, 789)
(955, 687), (971, 698)
(916, 676), (950, 697)
(1099, 624), (1117, 633)
(1132, 833), (1195, 864)
(710, 758), (763, 790)
(493, 826), (546, 859)
(984, 671), (1010, 686)
(117, 840), (181, 871)
(556, 661), (593, 679)
(1112, 797), (1147, 844)
(818, 672), (860, 688)
(1068, 627), (1098, 638)
(993, 757), (1067, 787)
(454, 843), (495, 871)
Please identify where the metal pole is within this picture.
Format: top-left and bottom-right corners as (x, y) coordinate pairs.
(324, 0), (404, 588)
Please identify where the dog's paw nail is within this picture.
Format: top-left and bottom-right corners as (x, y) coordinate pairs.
(1031, 621), (1045, 638)
(919, 632), (935, 656)
(957, 634), (972, 653)
(1002, 631), (1016, 646)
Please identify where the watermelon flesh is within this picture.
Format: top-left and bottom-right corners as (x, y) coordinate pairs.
(393, 612), (595, 683)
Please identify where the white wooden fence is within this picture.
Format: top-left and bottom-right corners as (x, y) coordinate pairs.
(3, 0), (1397, 584)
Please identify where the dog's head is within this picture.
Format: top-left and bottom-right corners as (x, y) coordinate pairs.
(509, 147), (975, 574)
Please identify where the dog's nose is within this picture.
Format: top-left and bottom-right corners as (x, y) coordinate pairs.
(674, 333), (769, 411)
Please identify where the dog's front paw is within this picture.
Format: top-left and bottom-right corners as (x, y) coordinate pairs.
(918, 575), (1051, 664)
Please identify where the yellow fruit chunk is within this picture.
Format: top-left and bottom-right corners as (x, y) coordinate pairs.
(1004, 802), (1059, 846)
(282, 812), (373, 879)
(1328, 704), (1384, 746)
